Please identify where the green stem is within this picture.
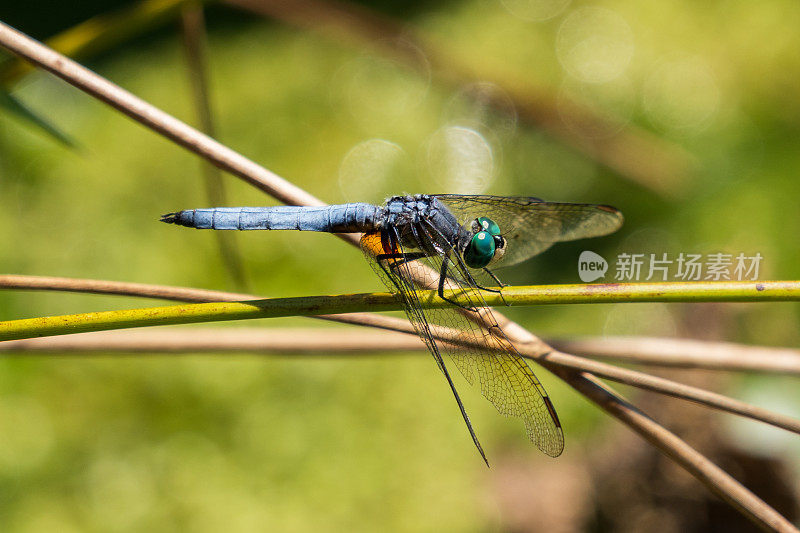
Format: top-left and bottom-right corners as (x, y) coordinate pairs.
(1, 281), (798, 342)
(503, 280), (799, 304)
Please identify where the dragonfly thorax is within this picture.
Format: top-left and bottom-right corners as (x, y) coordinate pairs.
(380, 195), (465, 255)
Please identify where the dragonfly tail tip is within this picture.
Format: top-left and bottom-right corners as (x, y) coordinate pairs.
(160, 212), (179, 225)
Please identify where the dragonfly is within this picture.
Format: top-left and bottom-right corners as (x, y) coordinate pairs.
(161, 194), (623, 463)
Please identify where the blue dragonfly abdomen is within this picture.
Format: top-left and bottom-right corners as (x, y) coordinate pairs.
(161, 203), (382, 233)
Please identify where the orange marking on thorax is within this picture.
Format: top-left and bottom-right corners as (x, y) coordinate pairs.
(361, 231), (394, 256)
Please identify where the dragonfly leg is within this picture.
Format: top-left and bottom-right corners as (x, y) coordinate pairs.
(482, 267), (509, 306)
(466, 271), (505, 294)
(483, 267), (507, 288)
(441, 248), (508, 307)
(438, 253), (480, 312)
(375, 252), (428, 298)
(375, 252), (427, 269)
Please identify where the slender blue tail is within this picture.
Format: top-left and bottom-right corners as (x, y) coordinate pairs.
(160, 204), (381, 233)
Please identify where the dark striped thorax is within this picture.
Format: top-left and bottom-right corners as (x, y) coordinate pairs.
(379, 195), (468, 255)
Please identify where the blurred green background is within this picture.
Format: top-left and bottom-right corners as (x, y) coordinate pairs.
(1, 0), (799, 531)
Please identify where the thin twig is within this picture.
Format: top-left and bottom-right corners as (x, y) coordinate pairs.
(5, 275), (799, 305)
(0, 327), (422, 353)
(5, 324), (799, 377)
(224, 0), (695, 196)
(0, 273), (257, 301)
(551, 336), (800, 375)
(0, 24), (792, 530)
(179, 2), (249, 290)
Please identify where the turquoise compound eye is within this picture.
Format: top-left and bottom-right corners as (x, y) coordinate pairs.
(464, 231), (496, 268)
(477, 217), (500, 236)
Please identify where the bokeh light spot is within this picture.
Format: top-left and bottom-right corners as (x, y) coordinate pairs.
(643, 56), (721, 135)
(338, 139), (406, 202)
(331, 41), (431, 131)
(426, 126), (495, 194)
(443, 81), (518, 140)
(557, 8), (634, 83)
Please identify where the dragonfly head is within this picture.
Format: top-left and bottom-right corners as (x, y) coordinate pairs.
(464, 217), (506, 268)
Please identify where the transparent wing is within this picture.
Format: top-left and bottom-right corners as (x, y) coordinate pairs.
(434, 194), (624, 267)
(361, 226), (565, 458)
(361, 230), (489, 464)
